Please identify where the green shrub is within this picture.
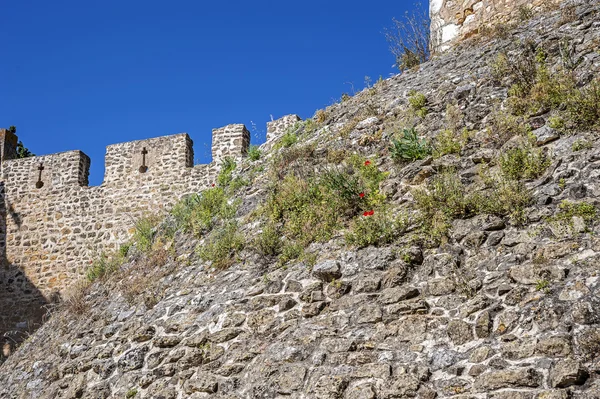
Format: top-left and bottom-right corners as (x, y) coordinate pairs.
(278, 242), (304, 265)
(547, 200), (598, 237)
(554, 200), (597, 223)
(572, 139), (593, 152)
(414, 170), (475, 221)
(217, 157), (237, 187)
(408, 91), (428, 118)
(280, 131), (298, 148)
(273, 143), (316, 177)
(345, 208), (407, 248)
(413, 170), (477, 242)
(265, 174), (339, 246)
(390, 128), (431, 162)
(486, 111), (530, 147)
(566, 78), (600, 129)
(133, 216), (160, 253)
(198, 222), (244, 269)
(476, 177), (532, 224)
(499, 143), (551, 180)
(86, 253), (122, 282)
(247, 145), (261, 161)
(433, 129), (463, 158)
(253, 223), (282, 256)
(320, 168), (363, 215)
(171, 188), (237, 237)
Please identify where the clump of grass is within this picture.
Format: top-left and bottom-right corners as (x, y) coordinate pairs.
(217, 157), (237, 187)
(413, 170), (476, 242)
(273, 143), (316, 178)
(262, 154), (388, 262)
(390, 127), (431, 162)
(86, 254), (116, 282)
(486, 111), (530, 147)
(339, 118), (359, 139)
(278, 242), (305, 265)
(547, 200), (598, 237)
(277, 130), (298, 149)
(414, 168), (533, 242)
(476, 177), (532, 224)
(408, 90), (428, 118)
(198, 222), (245, 269)
(572, 139), (593, 152)
(119, 246), (171, 307)
(171, 188), (237, 237)
(518, 5), (534, 21)
(315, 109), (329, 124)
(247, 145), (261, 161)
(253, 223), (282, 257)
(62, 281), (91, 315)
(553, 200), (597, 223)
(345, 208), (408, 248)
(499, 143), (551, 180)
(565, 78), (600, 130)
(492, 42), (600, 131)
(133, 215), (161, 253)
(433, 128), (465, 158)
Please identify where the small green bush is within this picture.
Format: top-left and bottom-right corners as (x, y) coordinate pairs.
(408, 91), (428, 118)
(280, 131), (298, 148)
(278, 242), (304, 265)
(554, 200), (597, 223)
(499, 143), (551, 180)
(86, 253), (122, 282)
(572, 139), (593, 152)
(566, 78), (600, 130)
(390, 128), (431, 162)
(476, 177), (532, 224)
(217, 157), (236, 187)
(198, 222), (244, 269)
(253, 223), (282, 256)
(547, 200), (598, 237)
(486, 111), (530, 147)
(247, 145), (261, 161)
(133, 215), (160, 253)
(345, 209), (407, 248)
(171, 188), (237, 237)
(433, 129), (463, 158)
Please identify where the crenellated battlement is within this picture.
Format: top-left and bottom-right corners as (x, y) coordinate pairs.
(0, 118), (290, 344)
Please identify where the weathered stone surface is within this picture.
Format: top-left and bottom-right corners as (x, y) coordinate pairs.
(474, 368), (542, 392)
(3, 4), (600, 399)
(549, 359), (589, 388)
(118, 346), (149, 371)
(313, 260), (342, 282)
(447, 320), (473, 345)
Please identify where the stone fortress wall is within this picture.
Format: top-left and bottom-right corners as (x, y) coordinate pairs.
(430, 0), (567, 51)
(0, 116), (300, 347)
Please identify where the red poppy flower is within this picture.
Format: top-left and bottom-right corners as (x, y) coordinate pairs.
(364, 160), (371, 166)
(211, 183), (215, 187)
(363, 210), (374, 217)
(359, 192), (365, 198)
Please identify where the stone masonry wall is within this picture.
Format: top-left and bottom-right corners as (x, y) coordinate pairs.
(430, 0), (566, 51)
(0, 121), (261, 346)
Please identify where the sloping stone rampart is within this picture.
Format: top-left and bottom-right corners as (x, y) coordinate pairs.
(0, 120), (292, 343)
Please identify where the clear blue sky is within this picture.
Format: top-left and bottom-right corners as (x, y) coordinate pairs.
(1, 1), (426, 185)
